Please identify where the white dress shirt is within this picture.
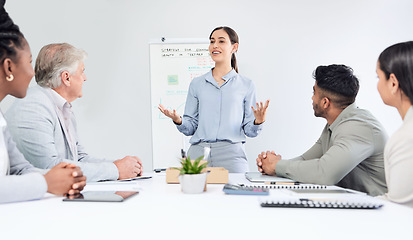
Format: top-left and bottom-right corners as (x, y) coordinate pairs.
(48, 89), (78, 161)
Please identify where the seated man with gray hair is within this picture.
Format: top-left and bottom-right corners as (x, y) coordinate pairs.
(5, 43), (143, 182)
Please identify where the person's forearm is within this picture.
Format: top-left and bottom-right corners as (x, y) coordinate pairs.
(0, 173), (47, 204)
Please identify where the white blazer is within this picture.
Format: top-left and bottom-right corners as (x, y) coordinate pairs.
(0, 112), (47, 203)
(382, 106), (413, 208)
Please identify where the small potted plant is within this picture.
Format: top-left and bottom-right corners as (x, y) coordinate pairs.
(174, 155), (208, 194)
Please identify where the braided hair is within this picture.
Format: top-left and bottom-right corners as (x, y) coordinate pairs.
(0, 0), (25, 63)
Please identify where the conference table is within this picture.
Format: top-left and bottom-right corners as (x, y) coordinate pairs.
(1, 173), (412, 240)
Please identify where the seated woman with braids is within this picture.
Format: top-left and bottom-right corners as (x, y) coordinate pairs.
(0, 0), (86, 203)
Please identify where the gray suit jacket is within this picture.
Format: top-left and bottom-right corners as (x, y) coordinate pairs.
(0, 112), (47, 204)
(275, 103), (388, 196)
(5, 85), (119, 182)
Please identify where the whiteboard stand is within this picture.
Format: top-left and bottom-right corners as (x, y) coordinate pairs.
(149, 38), (214, 170)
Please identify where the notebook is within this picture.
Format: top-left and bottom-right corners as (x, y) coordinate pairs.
(259, 188), (381, 209)
(97, 175), (152, 182)
(63, 191), (139, 202)
(239, 183), (328, 190)
(260, 198), (383, 209)
(245, 172), (295, 183)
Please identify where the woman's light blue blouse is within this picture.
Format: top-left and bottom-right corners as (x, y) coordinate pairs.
(176, 69), (263, 144)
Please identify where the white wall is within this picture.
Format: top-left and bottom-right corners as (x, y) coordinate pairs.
(2, 0), (413, 171)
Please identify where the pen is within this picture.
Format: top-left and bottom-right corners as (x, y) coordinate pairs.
(119, 176), (152, 181)
(154, 168), (166, 173)
(264, 181), (300, 185)
(181, 149), (186, 159)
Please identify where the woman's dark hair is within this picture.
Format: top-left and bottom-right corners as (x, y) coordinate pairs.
(0, 0), (25, 64)
(209, 26), (239, 73)
(378, 41), (413, 105)
(313, 64), (359, 108)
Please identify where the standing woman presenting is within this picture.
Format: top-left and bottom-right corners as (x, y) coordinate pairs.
(376, 41), (413, 207)
(159, 26), (269, 173)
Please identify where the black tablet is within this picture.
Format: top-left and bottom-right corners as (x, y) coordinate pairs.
(63, 191), (139, 202)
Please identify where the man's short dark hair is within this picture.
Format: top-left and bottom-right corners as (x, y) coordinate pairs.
(313, 64), (359, 108)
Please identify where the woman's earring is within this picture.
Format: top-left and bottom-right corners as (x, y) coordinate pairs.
(6, 74), (14, 82)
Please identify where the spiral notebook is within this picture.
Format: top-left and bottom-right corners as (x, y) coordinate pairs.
(259, 188), (382, 209)
(240, 183), (328, 190)
(260, 198), (383, 209)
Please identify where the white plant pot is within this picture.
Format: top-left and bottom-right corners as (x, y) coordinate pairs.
(178, 173), (207, 194)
